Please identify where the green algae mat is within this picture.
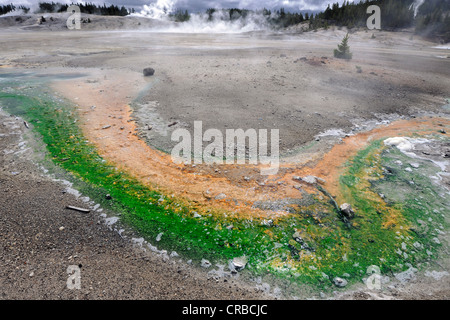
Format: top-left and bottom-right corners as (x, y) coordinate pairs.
(1, 78), (448, 291)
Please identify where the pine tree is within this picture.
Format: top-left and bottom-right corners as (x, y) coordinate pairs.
(334, 33), (352, 60)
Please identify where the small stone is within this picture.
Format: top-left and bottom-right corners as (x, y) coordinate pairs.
(261, 219), (274, 227)
(413, 242), (423, 249)
(231, 256), (248, 271)
(215, 193), (227, 200)
(340, 203), (355, 219)
(203, 190), (212, 200)
(394, 267), (417, 284)
(295, 175), (326, 185)
(333, 277), (348, 288)
(292, 231), (303, 241)
(201, 259), (212, 268)
(302, 176), (317, 184)
(143, 68), (155, 77)
(432, 237), (441, 244)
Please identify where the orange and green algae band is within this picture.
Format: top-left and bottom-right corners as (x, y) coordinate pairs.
(0, 82), (447, 289)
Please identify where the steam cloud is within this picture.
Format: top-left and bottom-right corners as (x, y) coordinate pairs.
(139, 0), (176, 20)
(133, 0), (275, 33)
(412, 0), (425, 17)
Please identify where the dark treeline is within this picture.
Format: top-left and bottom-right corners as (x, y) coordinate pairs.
(269, 8), (308, 27)
(170, 2), (449, 41)
(37, 2), (132, 16)
(204, 8), (252, 21)
(1, 2), (134, 16)
(170, 9), (191, 22)
(309, 0), (449, 41)
(174, 7), (308, 26)
(312, 0), (415, 30)
(0, 4), (30, 15)
(2, 1), (449, 41)
(414, 0), (450, 41)
(0, 2), (134, 16)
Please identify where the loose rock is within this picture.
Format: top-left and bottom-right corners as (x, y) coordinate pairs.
(340, 203), (355, 219)
(143, 68), (155, 77)
(231, 256), (248, 271)
(215, 193), (227, 200)
(333, 277), (348, 288)
(201, 259), (212, 268)
(203, 190), (212, 200)
(293, 175), (326, 185)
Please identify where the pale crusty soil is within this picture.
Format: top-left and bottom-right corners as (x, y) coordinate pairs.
(1, 14), (449, 300)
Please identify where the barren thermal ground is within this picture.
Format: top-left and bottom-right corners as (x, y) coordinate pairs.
(1, 13), (450, 300)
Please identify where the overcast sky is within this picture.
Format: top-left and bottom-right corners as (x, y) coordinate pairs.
(1, 0), (352, 13)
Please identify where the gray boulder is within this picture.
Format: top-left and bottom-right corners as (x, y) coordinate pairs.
(340, 203), (355, 219)
(333, 277), (348, 288)
(143, 68), (155, 76)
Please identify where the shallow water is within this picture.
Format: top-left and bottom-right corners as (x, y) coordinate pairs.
(0, 71), (87, 81)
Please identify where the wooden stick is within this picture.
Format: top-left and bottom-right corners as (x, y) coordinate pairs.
(66, 206), (90, 214)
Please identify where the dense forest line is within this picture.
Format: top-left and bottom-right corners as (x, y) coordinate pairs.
(0, 2), (133, 16)
(0, 4), (30, 15)
(38, 2), (132, 16)
(308, 0), (449, 41)
(169, 0), (450, 42)
(414, 0), (450, 41)
(1, 1), (449, 41)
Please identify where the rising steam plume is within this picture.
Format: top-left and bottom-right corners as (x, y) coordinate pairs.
(412, 0), (425, 17)
(132, 0), (275, 33)
(139, 0), (176, 20)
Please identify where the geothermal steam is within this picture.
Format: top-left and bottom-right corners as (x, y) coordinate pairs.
(412, 0), (425, 17)
(133, 0), (274, 33)
(139, 0), (176, 20)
